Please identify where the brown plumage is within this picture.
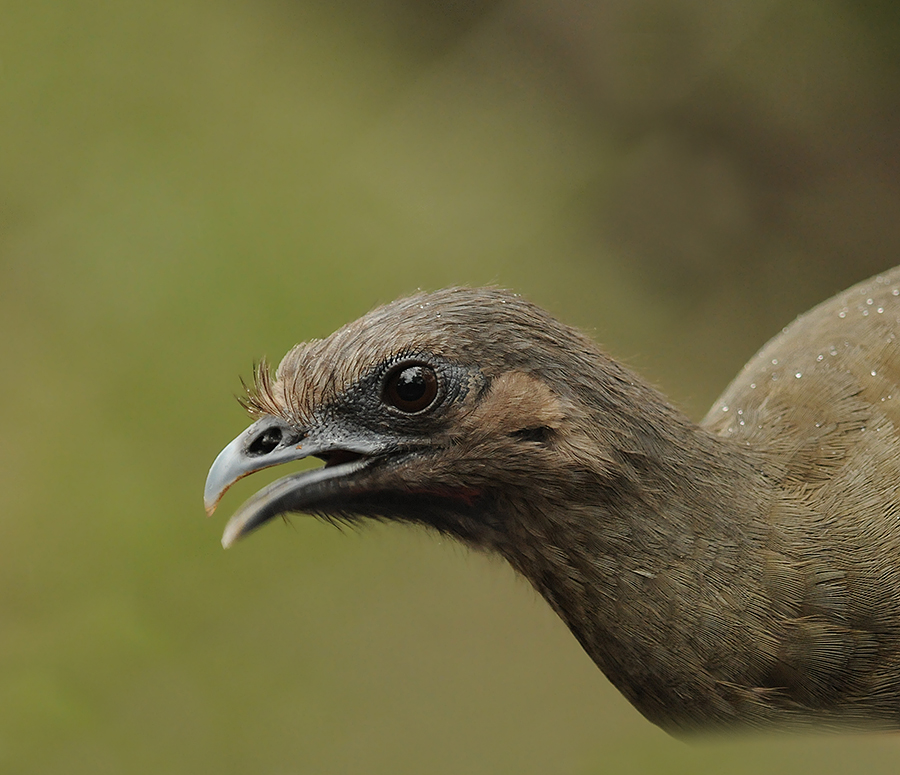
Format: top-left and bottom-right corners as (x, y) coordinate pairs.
(205, 267), (900, 734)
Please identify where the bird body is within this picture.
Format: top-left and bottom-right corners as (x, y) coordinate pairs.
(206, 267), (900, 733)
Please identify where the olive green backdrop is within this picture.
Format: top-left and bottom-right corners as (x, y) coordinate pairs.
(3, 0), (900, 772)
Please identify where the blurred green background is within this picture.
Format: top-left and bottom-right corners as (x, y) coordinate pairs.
(4, 0), (900, 772)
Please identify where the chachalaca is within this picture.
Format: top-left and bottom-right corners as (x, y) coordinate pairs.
(205, 267), (900, 733)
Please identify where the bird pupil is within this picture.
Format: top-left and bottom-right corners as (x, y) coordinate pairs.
(396, 367), (427, 402)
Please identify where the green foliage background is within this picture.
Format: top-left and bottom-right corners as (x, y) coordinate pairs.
(3, 1), (900, 772)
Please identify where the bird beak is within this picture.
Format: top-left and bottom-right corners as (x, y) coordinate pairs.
(204, 417), (306, 516)
(204, 416), (382, 548)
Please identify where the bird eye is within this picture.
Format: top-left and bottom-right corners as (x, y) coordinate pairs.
(383, 363), (439, 413)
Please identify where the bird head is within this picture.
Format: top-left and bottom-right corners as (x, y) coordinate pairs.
(204, 286), (765, 730)
(205, 287), (647, 551)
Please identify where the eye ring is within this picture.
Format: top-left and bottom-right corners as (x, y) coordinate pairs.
(383, 362), (439, 413)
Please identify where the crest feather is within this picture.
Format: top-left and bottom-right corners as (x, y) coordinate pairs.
(237, 359), (282, 417)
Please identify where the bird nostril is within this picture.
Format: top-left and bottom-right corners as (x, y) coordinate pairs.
(247, 426), (283, 456)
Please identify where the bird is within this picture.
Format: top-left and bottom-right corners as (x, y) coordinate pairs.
(205, 266), (900, 734)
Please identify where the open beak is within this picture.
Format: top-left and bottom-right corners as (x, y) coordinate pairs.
(204, 416), (382, 548)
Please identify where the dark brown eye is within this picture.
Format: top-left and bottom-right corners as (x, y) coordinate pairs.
(383, 363), (439, 413)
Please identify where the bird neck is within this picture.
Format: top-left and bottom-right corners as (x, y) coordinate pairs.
(494, 382), (773, 730)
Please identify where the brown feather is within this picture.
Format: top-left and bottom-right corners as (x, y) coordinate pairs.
(218, 269), (900, 733)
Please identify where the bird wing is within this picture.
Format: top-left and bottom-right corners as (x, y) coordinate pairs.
(702, 268), (900, 708)
(703, 266), (900, 455)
